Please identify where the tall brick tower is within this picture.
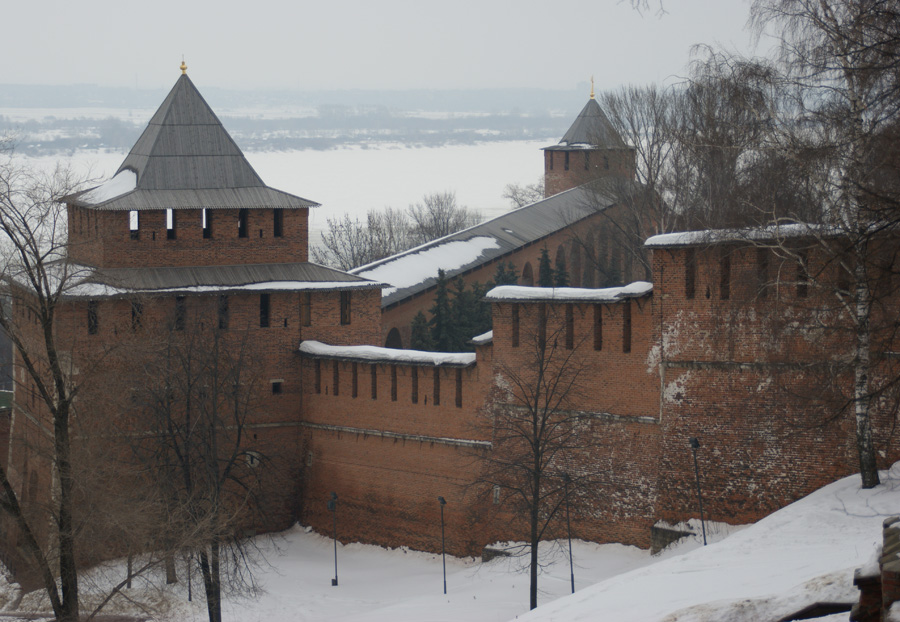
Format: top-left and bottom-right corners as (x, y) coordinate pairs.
(542, 82), (636, 197)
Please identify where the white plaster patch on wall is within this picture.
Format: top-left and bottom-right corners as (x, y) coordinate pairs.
(663, 371), (692, 404)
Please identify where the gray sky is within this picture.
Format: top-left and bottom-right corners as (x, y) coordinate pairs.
(10, 0), (757, 91)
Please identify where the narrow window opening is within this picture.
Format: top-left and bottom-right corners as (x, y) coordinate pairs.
(493, 485), (501, 504)
(685, 248), (697, 300)
(87, 301), (98, 335)
(333, 361), (339, 397)
(757, 248), (769, 299)
(720, 250), (731, 300)
(455, 368), (462, 408)
(260, 294), (270, 328)
(273, 209), (284, 238)
(603, 156), (610, 170)
(352, 363), (358, 398)
(797, 250), (809, 298)
(411, 367), (418, 404)
(371, 365), (377, 400)
(202, 209), (212, 239)
(271, 381), (283, 395)
(166, 209), (176, 240)
(314, 360), (321, 394)
(433, 368), (441, 406)
(391, 366), (398, 402)
(340, 292), (351, 325)
(300, 292), (312, 327)
(548, 152), (554, 171)
(622, 302), (632, 353)
(238, 209), (248, 238)
(174, 296), (186, 331)
(538, 304), (547, 349)
(565, 304), (574, 350)
(511, 306), (520, 348)
(218, 295), (229, 330)
(131, 300), (143, 331)
(129, 211), (139, 240)
(584, 152), (590, 171)
(564, 152), (570, 171)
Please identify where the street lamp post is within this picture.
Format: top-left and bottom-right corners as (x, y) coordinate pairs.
(563, 473), (574, 594)
(328, 492), (339, 585)
(689, 438), (707, 546)
(438, 496), (447, 594)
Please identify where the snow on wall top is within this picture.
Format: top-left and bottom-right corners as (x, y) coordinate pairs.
(353, 236), (501, 299)
(645, 223), (833, 248)
(470, 330), (493, 345)
(485, 281), (652, 303)
(299, 340), (477, 367)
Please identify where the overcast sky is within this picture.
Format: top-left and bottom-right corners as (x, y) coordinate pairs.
(9, 0), (758, 92)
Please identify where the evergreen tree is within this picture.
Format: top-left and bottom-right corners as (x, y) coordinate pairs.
(538, 249), (554, 287)
(410, 311), (434, 351)
(470, 280), (494, 338)
(493, 261), (518, 286)
(554, 261), (570, 287)
(450, 276), (476, 351)
(428, 269), (454, 351)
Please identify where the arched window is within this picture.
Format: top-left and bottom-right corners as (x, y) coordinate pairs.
(385, 327), (403, 349)
(555, 245), (567, 283)
(522, 262), (534, 286)
(570, 244), (582, 288)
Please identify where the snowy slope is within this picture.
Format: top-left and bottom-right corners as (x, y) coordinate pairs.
(517, 462), (900, 622)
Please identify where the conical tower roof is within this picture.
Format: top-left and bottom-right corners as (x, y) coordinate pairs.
(545, 98), (627, 151)
(72, 72), (317, 211)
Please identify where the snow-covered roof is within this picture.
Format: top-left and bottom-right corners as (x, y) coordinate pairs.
(543, 98), (628, 151)
(9, 261), (383, 299)
(645, 223), (833, 248)
(352, 185), (616, 308)
(299, 340), (476, 367)
(485, 281), (652, 303)
(67, 74), (318, 211)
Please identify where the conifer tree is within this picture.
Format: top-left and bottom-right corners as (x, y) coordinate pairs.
(428, 269), (454, 351)
(493, 261), (518, 286)
(410, 311), (434, 351)
(554, 261), (570, 287)
(538, 249), (554, 287)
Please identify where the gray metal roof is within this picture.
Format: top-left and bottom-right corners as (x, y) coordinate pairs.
(70, 74), (318, 211)
(351, 185), (614, 308)
(543, 98), (627, 151)
(79, 262), (380, 295)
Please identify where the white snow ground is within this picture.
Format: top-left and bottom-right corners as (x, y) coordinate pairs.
(2, 463), (896, 621)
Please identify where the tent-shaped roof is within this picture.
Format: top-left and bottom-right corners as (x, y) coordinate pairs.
(70, 74), (318, 211)
(544, 98), (627, 151)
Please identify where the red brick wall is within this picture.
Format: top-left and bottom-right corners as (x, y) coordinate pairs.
(67, 205), (309, 268)
(544, 148), (636, 197)
(652, 243), (900, 526)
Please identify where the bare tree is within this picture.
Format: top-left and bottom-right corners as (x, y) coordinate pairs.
(746, 0), (900, 487)
(407, 191), (481, 246)
(131, 323), (272, 622)
(312, 207), (411, 271)
(476, 304), (600, 610)
(502, 178), (545, 209)
(313, 193), (482, 270)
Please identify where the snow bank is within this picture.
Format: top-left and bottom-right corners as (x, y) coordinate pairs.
(516, 462), (900, 622)
(299, 340), (476, 366)
(485, 281), (652, 302)
(470, 330), (492, 345)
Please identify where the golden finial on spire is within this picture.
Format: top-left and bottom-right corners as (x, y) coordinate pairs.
(590, 76), (595, 99)
(180, 57), (187, 75)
